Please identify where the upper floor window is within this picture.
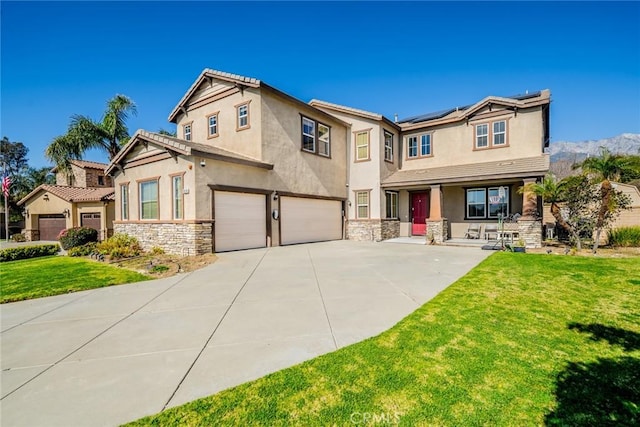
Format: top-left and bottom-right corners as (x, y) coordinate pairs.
(407, 133), (432, 159)
(208, 113), (219, 138)
(475, 124), (488, 148)
(236, 103), (250, 130)
(408, 136), (418, 158)
(172, 174), (184, 220)
(98, 175), (105, 186)
(120, 184), (129, 220)
(318, 123), (330, 157)
(301, 116), (331, 157)
(139, 179), (159, 220)
(302, 117), (316, 152)
(183, 123), (192, 141)
(475, 119), (508, 149)
(384, 131), (393, 162)
(356, 190), (370, 219)
(355, 130), (370, 161)
(493, 120), (506, 145)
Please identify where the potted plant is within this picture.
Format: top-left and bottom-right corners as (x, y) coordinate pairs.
(513, 238), (526, 253)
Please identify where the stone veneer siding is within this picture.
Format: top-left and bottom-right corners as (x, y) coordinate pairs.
(517, 219), (542, 248)
(114, 222), (212, 256)
(347, 219), (400, 242)
(22, 229), (40, 241)
(426, 218), (448, 244)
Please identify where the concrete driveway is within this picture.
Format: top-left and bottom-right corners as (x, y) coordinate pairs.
(0, 241), (490, 426)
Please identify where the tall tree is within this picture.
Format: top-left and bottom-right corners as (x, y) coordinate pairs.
(577, 148), (635, 252)
(46, 94), (137, 174)
(0, 137), (29, 177)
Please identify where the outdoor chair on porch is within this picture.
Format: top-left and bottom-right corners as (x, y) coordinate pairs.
(484, 224), (499, 240)
(464, 223), (481, 239)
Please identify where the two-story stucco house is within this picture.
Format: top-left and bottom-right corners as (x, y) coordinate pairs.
(106, 69), (551, 254)
(19, 160), (116, 241)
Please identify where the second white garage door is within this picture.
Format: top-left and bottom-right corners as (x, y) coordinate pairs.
(214, 191), (267, 252)
(280, 196), (342, 245)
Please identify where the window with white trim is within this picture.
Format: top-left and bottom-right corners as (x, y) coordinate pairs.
(237, 104), (249, 129)
(475, 124), (488, 148)
(120, 184), (129, 220)
(183, 123), (192, 141)
(356, 191), (369, 219)
(208, 114), (218, 137)
(302, 117), (316, 152)
(386, 191), (398, 218)
(384, 131), (393, 162)
(355, 131), (369, 161)
(493, 120), (506, 145)
(318, 123), (330, 157)
(466, 186), (510, 219)
(139, 180), (159, 220)
(408, 136), (418, 158)
(172, 175), (183, 220)
(420, 134), (432, 156)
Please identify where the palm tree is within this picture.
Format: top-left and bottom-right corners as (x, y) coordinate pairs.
(46, 94), (137, 176)
(520, 174), (583, 249)
(577, 148), (634, 252)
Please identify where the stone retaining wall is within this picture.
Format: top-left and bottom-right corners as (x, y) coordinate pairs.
(346, 219), (400, 242)
(114, 222), (213, 255)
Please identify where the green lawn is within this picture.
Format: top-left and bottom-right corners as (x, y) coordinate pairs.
(128, 253), (640, 426)
(0, 256), (150, 303)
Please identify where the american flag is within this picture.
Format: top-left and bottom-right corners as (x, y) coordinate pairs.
(1, 174), (10, 198)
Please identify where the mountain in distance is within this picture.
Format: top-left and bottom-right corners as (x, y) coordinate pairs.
(549, 133), (640, 163)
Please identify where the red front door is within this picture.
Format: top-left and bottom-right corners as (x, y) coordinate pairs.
(411, 192), (429, 235)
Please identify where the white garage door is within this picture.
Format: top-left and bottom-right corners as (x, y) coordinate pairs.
(214, 191), (267, 252)
(280, 197), (342, 245)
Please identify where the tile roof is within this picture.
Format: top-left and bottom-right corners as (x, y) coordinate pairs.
(70, 159), (109, 170)
(106, 130), (273, 174)
(381, 156), (550, 187)
(18, 185), (115, 205)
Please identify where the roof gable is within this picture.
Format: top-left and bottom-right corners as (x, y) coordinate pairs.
(18, 185), (114, 205)
(168, 69), (261, 122)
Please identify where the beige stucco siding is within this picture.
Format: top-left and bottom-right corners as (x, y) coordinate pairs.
(113, 151), (196, 222)
(22, 192), (72, 230)
(175, 85), (263, 160)
(260, 91), (348, 198)
(400, 106), (544, 171)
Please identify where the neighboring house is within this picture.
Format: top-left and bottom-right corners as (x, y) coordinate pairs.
(19, 160), (115, 241)
(105, 69), (551, 254)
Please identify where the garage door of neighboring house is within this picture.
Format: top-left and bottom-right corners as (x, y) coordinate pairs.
(38, 214), (66, 241)
(81, 213), (101, 234)
(214, 191), (267, 252)
(280, 196), (343, 245)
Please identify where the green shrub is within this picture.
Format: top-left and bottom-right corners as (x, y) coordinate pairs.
(150, 246), (165, 255)
(67, 242), (98, 257)
(96, 233), (142, 259)
(607, 226), (640, 247)
(58, 227), (98, 250)
(0, 244), (60, 262)
(150, 265), (169, 274)
(11, 233), (26, 242)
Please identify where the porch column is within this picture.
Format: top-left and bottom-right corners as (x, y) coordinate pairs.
(429, 184), (442, 220)
(521, 178), (538, 219)
(426, 184), (448, 244)
(518, 178), (543, 248)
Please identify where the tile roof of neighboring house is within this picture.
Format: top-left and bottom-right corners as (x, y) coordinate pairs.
(308, 99), (400, 129)
(18, 185), (115, 205)
(381, 156), (550, 187)
(398, 90), (550, 128)
(106, 130), (273, 174)
(51, 159), (110, 173)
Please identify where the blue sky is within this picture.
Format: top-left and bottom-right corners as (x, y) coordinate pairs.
(2, 1), (639, 168)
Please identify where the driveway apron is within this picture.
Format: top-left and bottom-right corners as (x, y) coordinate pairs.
(0, 241), (490, 426)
